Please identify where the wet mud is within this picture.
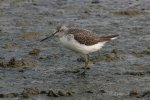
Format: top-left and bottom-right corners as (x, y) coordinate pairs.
(0, 0), (150, 100)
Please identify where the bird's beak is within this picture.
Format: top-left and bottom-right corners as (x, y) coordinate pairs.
(40, 30), (58, 42)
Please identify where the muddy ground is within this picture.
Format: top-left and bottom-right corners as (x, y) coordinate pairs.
(0, 0), (150, 100)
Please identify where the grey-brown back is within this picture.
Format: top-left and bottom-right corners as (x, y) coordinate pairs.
(67, 28), (118, 46)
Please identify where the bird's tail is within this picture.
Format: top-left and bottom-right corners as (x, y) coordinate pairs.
(110, 34), (119, 40)
(98, 34), (119, 42)
(101, 34), (119, 40)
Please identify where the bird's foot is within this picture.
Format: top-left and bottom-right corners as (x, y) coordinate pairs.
(81, 67), (90, 70)
(80, 70), (87, 76)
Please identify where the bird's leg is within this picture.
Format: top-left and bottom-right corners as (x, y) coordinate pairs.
(81, 54), (90, 75)
(84, 54), (90, 69)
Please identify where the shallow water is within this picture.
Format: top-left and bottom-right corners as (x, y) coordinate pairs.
(0, 0), (150, 99)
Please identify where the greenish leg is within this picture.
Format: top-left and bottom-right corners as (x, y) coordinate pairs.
(82, 54), (90, 75)
(84, 54), (90, 69)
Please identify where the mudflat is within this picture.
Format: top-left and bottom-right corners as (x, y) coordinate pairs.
(0, 0), (150, 99)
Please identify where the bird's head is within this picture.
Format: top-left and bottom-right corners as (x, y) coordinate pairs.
(40, 25), (68, 42)
(53, 25), (68, 37)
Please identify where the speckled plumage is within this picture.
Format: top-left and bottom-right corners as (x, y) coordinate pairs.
(66, 28), (118, 46)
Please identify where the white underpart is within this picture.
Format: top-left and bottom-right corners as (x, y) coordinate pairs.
(59, 35), (106, 54)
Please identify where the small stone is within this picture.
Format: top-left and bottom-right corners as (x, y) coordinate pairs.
(18, 69), (24, 72)
(100, 90), (106, 93)
(47, 90), (59, 97)
(22, 87), (39, 98)
(91, 0), (100, 4)
(29, 48), (40, 55)
(58, 91), (65, 96)
(140, 91), (150, 97)
(8, 57), (16, 67)
(40, 90), (48, 94)
(66, 91), (73, 96)
(32, 3), (37, 6)
(129, 90), (138, 97)
(86, 90), (93, 93)
(0, 94), (4, 98)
